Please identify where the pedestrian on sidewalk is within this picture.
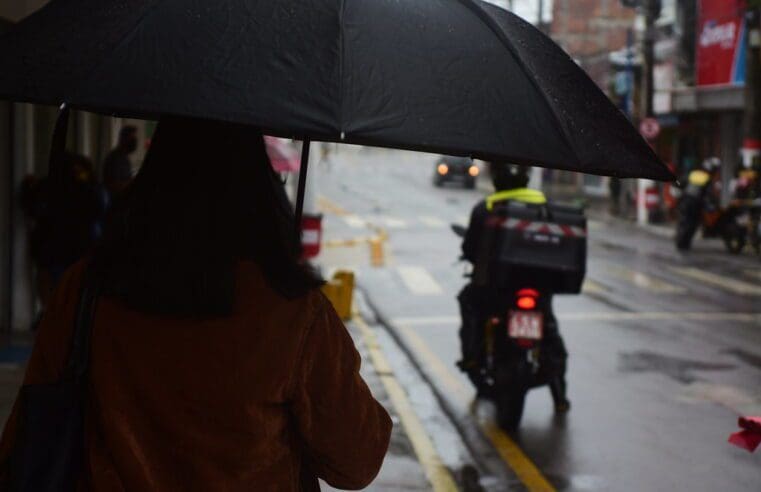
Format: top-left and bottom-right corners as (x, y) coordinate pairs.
(0, 116), (391, 491)
(20, 151), (107, 311)
(102, 125), (138, 198)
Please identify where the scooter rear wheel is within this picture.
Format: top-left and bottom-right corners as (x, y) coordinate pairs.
(496, 387), (527, 431)
(675, 219), (697, 251)
(722, 223), (746, 254)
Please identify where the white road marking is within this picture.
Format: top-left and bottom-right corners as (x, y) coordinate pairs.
(582, 279), (606, 294)
(670, 267), (761, 296)
(680, 382), (761, 416)
(397, 266), (444, 295)
(418, 216), (447, 228)
(393, 312), (761, 326)
(378, 216), (407, 228)
(744, 269), (761, 281)
(587, 220), (604, 231)
(342, 215), (366, 228)
(601, 263), (686, 294)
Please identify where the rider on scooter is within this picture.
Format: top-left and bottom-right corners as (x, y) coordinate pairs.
(676, 157), (722, 251)
(457, 162), (570, 411)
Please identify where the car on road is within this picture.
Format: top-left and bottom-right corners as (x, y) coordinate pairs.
(433, 155), (479, 189)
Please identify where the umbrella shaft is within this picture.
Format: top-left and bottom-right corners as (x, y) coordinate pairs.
(294, 139), (311, 239)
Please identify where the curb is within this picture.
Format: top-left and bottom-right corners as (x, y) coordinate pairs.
(355, 285), (524, 491)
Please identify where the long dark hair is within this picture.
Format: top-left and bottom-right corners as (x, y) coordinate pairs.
(92, 116), (322, 317)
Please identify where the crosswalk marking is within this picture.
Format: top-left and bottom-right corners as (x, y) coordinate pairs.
(397, 266), (444, 295)
(378, 216), (407, 228)
(418, 216), (447, 228)
(600, 263), (686, 294)
(337, 213), (463, 229)
(342, 215), (366, 228)
(670, 267), (761, 296)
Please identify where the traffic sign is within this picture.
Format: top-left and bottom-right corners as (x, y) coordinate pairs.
(639, 118), (661, 140)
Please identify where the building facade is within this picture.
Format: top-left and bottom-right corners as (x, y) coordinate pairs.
(652, 0), (749, 206)
(550, 0), (637, 195)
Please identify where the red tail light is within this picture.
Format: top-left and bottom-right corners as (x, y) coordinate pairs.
(516, 288), (539, 310)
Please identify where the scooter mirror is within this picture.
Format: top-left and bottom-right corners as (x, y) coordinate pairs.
(451, 224), (466, 237)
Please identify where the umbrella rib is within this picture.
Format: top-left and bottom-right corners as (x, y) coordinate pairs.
(455, 0), (582, 168)
(67, 0), (165, 105)
(338, 0), (347, 136)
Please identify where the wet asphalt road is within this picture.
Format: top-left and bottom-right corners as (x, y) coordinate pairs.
(313, 145), (761, 492)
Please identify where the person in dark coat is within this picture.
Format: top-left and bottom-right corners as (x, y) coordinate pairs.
(20, 152), (107, 308)
(1, 116), (392, 491)
(102, 125), (138, 197)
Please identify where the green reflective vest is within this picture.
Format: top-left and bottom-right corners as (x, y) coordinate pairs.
(486, 188), (547, 211)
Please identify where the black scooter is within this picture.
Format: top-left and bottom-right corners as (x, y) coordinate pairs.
(452, 224), (569, 430)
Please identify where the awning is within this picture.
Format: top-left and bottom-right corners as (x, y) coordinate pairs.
(671, 85), (745, 113)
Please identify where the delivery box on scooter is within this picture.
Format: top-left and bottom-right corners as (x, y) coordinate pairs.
(474, 202), (587, 294)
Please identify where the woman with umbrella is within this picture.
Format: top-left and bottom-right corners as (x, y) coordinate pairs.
(0, 1), (673, 490)
(0, 117), (392, 490)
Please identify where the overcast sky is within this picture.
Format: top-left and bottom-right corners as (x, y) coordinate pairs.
(484, 0), (554, 24)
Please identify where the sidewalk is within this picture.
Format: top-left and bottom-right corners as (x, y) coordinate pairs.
(321, 317), (435, 491)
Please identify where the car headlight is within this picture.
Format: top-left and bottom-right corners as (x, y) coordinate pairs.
(437, 163), (449, 175)
(468, 165), (479, 177)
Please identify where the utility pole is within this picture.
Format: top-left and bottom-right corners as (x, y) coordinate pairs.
(640, 0), (661, 120)
(636, 0), (661, 225)
(537, 0), (545, 32)
(742, 2), (761, 171)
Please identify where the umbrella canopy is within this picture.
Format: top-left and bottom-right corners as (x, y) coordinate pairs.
(0, 0), (672, 181)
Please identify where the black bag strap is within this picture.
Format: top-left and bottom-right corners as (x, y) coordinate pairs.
(62, 266), (100, 381)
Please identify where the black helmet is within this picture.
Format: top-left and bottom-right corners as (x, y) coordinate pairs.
(702, 157), (721, 173)
(490, 162), (530, 190)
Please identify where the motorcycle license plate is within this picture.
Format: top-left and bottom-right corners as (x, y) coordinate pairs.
(508, 311), (544, 340)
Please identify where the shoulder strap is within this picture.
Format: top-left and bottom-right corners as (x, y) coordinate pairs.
(63, 266), (100, 381)
(486, 188), (547, 211)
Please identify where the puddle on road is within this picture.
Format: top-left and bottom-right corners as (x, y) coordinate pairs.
(618, 350), (734, 384)
(723, 348), (761, 371)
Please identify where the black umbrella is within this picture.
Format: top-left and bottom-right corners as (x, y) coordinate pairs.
(0, 0), (674, 222)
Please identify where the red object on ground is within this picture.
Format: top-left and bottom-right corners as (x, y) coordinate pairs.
(728, 416), (761, 452)
(264, 136), (300, 173)
(301, 214), (323, 259)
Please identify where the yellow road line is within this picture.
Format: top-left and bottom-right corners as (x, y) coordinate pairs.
(670, 267), (761, 296)
(317, 195), (350, 216)
(480, 424), (555, 492)
(395, 324), (556, 492)
(354, 315), (459, 492)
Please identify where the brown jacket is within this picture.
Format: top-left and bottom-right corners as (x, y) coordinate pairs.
(0, 261), (391, 491)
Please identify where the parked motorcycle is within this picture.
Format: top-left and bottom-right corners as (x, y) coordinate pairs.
(452, 224), (571, 430)
(675, 197), (748, 253)
(740, 198), (761, 257)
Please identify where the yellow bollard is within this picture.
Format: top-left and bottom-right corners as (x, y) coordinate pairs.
(321, 270), (354, 321)
(369, 237), (384, 267)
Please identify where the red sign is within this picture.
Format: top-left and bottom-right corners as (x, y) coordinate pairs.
(639, 118), (661, 140)
(697, 0), (746, 86)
